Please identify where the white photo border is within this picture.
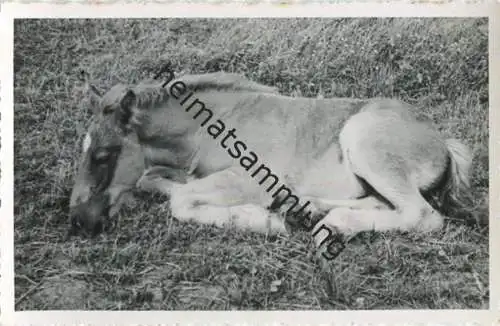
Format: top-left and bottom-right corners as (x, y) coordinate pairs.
(1, 3), (498, 325)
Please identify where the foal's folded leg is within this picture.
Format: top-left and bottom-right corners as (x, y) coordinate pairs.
(168, 168), (287, 235)
(173, 203), (286, 235)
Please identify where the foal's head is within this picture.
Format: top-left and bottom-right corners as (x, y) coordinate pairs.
(69, 77), (145, 236)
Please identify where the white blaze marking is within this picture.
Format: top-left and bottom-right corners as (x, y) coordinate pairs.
(82, 132), (92, 153)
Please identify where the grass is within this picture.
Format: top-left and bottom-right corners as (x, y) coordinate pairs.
(14, 18), (488, 310)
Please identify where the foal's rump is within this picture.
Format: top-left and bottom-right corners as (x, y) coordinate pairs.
(300, 98), (472, 238)
(343, 99), (450, 187)
(298, 98), (452, 198)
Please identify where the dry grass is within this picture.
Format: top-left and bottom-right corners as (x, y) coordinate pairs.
(14, 18), (488, 310)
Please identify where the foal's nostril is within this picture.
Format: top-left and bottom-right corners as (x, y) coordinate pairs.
(68, 203), (93, 235)
(67, 207), (82, 237)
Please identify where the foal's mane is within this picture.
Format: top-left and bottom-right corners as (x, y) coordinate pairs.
(178, 72), (278, 94)
(131, 72), (278, 109)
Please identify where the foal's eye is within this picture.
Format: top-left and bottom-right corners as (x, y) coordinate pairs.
(93, 150), (110, 164)
(102, 105), (113, 115)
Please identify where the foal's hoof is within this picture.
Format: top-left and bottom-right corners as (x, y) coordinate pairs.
(143, 166), (188, 183)
(137, 166), (188, 193)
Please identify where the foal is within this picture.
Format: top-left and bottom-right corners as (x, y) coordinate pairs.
(70, 72), (472, 256)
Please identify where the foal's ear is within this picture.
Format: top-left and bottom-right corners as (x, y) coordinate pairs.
(117, 89), (137, 131)
(79, 69), (102, 115)
(88, 85), (103, 114)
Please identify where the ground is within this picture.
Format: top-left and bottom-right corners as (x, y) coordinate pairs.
(14, 18), (489, 310)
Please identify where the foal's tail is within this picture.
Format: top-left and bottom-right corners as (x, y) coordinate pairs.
(446, 138), (472, 192)
(436, 138), (473, 215)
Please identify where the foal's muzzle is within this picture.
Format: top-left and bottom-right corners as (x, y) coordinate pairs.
(68, 193), (111, 237)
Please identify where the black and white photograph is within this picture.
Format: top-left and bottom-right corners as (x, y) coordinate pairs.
(7, 11), (492, 317)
